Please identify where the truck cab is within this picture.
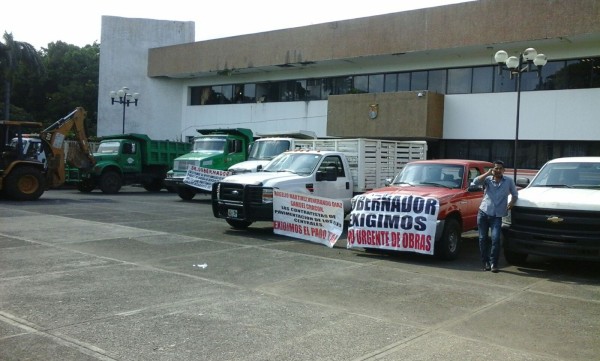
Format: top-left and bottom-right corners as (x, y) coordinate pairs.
(228, 130), (317, 174)
(165, 128), (254, 200)
(9, 136), (46, 165)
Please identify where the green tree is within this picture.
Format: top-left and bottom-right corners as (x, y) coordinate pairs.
(0, 32), (44, 120)
(12, 41), (100, 135)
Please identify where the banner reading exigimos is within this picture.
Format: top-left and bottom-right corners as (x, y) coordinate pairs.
(347, 193), (439, 255)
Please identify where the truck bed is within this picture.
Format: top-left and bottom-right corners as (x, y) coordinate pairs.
(294, 139), (427, 193)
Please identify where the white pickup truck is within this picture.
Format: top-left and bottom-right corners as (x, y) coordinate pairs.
(211, 139), (427, 229)
(502, 156), (600, 264)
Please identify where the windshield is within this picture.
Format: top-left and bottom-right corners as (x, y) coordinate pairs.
(391, 163), (465, 189)
(530, 161), (600, 189)
(193, 138), (225, 152)
(263, 152), (321, 175)
(248, 140), (290, 160)
(96, 141), (120, 154)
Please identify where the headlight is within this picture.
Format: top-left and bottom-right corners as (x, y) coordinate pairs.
(262, 188), (273, 203)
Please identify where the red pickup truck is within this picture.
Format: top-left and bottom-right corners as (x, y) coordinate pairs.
(348, 159), (492, 260)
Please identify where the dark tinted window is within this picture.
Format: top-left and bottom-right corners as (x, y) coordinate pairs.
(472, 66), (493, 93)
(447, 68), (472, 94)
(384, 73), (397, 92)
(411, 71), (428, 90)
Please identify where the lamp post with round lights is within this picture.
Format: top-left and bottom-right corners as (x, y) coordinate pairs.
(494, 48), (547, 180)
(110, 87), (140, 134)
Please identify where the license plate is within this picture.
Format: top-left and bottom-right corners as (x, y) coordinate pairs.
(227, 209), (238, 218)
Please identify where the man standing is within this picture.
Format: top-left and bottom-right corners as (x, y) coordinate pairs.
(471, 160), (518, 273)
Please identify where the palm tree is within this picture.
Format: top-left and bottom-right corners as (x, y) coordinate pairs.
(0, 31), (44, 120)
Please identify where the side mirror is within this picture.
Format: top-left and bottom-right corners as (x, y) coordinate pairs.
(467, 184), (483, 192)
(384, 178), (392, 186)
(516, 177), (530, 188)
(257, 164), (263, 172)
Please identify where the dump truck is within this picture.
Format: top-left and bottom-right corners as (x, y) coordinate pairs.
(165, 128), (254, 200)
(1, 107), (95, 200)
(76, 133), (191, 194)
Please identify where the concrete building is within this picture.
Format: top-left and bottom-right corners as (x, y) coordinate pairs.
(98, 0), (600, 169)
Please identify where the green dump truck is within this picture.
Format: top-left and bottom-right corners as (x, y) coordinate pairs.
(76, 133), (191, 194)
(165, 128), (254, 200)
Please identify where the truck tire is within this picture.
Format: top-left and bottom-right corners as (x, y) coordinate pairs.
(504, 249), (528, 265)
(226, 219), (252, 229)
(77, 179), (96, 193)
(177, 187), (195, 200)
(143, 179), (163, 192)
(4, 166), (45, 201)
(435, 218), (461, 260)
(99, 171), (122, 194)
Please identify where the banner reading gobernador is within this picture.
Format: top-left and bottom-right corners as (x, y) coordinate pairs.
(273, 190), (344, 248)
(347, 193), (440, 255)
(183, 165), (231, 191)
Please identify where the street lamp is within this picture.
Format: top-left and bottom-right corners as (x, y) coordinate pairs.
(494, 48), (547, 180)
(110, 87), (140, 134)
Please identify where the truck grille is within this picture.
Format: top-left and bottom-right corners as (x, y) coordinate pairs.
(174, 160), (198, 172)
(511, 207), (600, 235)
(219, 183), (263, 203)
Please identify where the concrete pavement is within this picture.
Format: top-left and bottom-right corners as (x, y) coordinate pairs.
(1, 187), (598, 361)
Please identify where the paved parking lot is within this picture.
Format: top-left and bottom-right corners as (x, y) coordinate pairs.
(1, 187), (599, 361)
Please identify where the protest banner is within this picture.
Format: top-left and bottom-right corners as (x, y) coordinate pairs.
(273, 190), (345, 248)
(347, 193), (440, 255)
(183, 165), (231, 191)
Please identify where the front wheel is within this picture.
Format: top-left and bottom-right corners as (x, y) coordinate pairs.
(4, 166), (45, 201)
(143, 178), (163, 192)
(177, 187), (196, 200)
(99, 171), (122, 194)
(435, 218), (461, 260)
(77, 179), (96, 193)
(226, 219), (252, 229)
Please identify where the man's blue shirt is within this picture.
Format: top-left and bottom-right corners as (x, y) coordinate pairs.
(472, 175), (518, 217)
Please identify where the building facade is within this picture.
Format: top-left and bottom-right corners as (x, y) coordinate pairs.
(98, 0), (600, 169)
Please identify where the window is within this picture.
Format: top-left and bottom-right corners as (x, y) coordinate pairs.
(323, 77), (352, 97)
(245, 84), (256, 103)
(306, 79), (323, 100)
(384, 73), (397, 92)
(397, 73), (411, 91)
(256, 83), (275, 102)
(188, 56), (599, 106)
(353, 75), (369, 93)
(319, 156), (345, 177)
(368, 74), (384, 93)
(472, 66), (494, 93)
(447, 68), (472, 94)
(427, 69), (446, 93)
(538, 61), (564, 90)
(468, 167), (482, 184)
(411, 71), (428, 91)
(494, 67), (516, 92)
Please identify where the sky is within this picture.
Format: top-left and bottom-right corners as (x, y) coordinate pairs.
(2, 0), (474, 50)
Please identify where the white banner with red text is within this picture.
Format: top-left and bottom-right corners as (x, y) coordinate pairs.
(183, 166), (231, 191)
(347, 193), (440, 255)
(273, 190), (345, 248)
